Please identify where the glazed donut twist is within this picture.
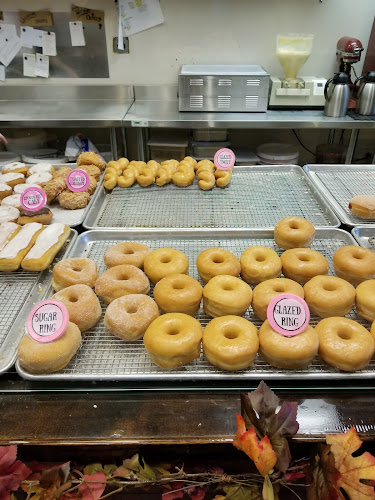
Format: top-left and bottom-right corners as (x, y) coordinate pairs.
(162, 159), (179, 170)
(197, 164), (215, 175)
(137, 167), (155, 187)
(215, 169), (232, 188)
(155, 166), (172, 186)
(118, 169), (136, 188)
(182, 156), (197, 169)
(172, 165), (195, 187)
(146, 160), (161, 176)
(198, 171), (215, 191)
(104, 172), (118, 190)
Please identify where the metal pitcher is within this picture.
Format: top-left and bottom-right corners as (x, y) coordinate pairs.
(355, 71), (375, 116)
(324, 72), (350, 117)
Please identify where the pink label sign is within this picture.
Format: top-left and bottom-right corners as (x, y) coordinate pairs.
(27, 300), (69, 343)
(20, 187), (46, 212)
(67, 169), (90, 192)
(267, 293), (310, 337)
(214, 148), (236, 171)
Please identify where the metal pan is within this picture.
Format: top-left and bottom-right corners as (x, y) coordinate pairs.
(351, 226), (375, 250)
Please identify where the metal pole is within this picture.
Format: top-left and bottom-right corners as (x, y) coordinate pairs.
(109, 128), (118, 160)
(345, 129), (359, 164)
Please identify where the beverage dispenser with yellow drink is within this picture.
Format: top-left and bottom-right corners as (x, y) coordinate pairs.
(269, 34), (326, 108)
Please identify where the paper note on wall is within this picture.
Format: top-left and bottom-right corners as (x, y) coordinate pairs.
(69, 21), (86, 46)
(23, 53), (36, 77)
(119, 0), (164, 36)
(0, 24), (22, 67)
(42, 31), (56, 56)
(35, 53), (49, 78)
(19, 11), (53, 27)
(20, 26), (44, 47)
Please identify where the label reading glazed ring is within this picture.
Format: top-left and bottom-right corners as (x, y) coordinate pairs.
(267, 293), (310, 337)
(66, 169), (90, 192)
(20, 187), (46, 212)
(27, 300), (69, 343)
(214, 148), (235, 171)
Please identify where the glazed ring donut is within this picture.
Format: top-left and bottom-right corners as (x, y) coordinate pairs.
(240, 246), (282, 285)
(333, 246), (375, 285)
(203, 316), (259, 371)
(304, 275), (355, 318)
(274, 217), (316, 250)
(104, 294), (159, 341)
(281, 248), (329, 284)
(203, 275), (252, 317)
(144, 248), (189, 284)
(104, 242), (150, 269)
(118, 169), (136, 188)
(154, 273), (202, 316)
(316, 317), (375, 371)
(259, 320), (319, 369)
(198, 171), (215, 191)
(143, 313), (202, 369)
(349, 195), (375, 219)
(172, 165), (195, 187)
(52, 284), (102, 332)
(137, 167), (155, 187)
(196, 248), (240, 284)
(355, 279), (375, 322)
(95, 264), (150, 304)
(252, 278), (304, 321)
(52, 258), (98, 291)
(215, 169), (232, 188)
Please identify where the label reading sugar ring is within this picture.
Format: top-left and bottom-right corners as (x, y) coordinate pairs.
(66, 169), (90, 192)
(20, 187), (46, 212)
(267, 293), (310, 337)
(214, 148), (236, 171)
(27, 300), (69, 343)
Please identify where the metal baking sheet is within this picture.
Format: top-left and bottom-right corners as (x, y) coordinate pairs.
(83, 165), (340, 230)
(0, 228), (77, 375)
(351, 226), (375, 250)
(304, 164), (375, 226)
(16, 227), (375, 382)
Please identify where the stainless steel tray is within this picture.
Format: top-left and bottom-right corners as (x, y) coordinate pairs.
(83, 165), (340, 230)
(17, 227), (375, 382)
(304, 164), (375, 226)
(351, 226), (375, 250)
(0, 228), (77, 375)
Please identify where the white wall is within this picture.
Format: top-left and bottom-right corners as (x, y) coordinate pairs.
(1, 0), (375, 85)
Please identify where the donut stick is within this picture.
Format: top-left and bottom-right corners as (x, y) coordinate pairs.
(349, 195), (375, 219)
(0, 222), (21, 252)
(0, 222), (43, 271)
(21, 224), (70, 271)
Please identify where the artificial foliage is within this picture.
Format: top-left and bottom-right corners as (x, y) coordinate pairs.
(1, 381), (375, 500)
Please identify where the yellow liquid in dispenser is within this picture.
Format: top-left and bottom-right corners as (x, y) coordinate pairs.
(276, 49), (311, 81)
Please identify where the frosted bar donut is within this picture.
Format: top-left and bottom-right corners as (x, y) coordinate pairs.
(196, 248), (240, 284)
(333, 245), (375, 285)
(144, 248), (189, 284)
(95, 264), (150, 304)
(281, 248), (328, 284)
(0, 206), (19, 223)
(240, 246), (282, 285)
(0, 222), (21, 252)
(203, 275), (252, 317)
(52, 258), (98, 291)
(252, 278), (304, 321)
(274, 216), (315, 250)
(0, 222), (43, 272)
(104, 242), (151, 269)
(304, 275), (355, 318)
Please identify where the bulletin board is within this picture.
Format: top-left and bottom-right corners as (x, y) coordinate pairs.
(5, 12), (109, 78)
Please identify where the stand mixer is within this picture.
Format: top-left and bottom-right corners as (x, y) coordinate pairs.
(336, 36), (363, 85)
(269, 34), (326, 108)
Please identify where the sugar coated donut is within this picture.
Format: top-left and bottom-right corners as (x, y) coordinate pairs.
(143, 313), (202, 369)
(104, 242), (150, 269)
(259, 320), (319, 369)
(252, 278), (304, 321)
(274, 216), (315, 250)
(52, 258), (98, 291)
(104, 294), (159, 341)
(52, 284), (102, 332)
(95, 264), (150, 304)
(144, 248), (189, 284)
(316, 317), (375, 371)
(154, 274), (202, 316)
(333, 246), (375, 285)
(240, 246), (282, 285)
(349, 195), (375, 219)
(281, 248), (328, 284)
(203, 275), (252, 317)
(355, 280), (375, 322)
(17, 322), (81, 374)
(303, 275), (355, 318)
(203, 316), (259, 371)
(196, 248), (241, 284)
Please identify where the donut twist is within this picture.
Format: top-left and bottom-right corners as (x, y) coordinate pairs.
(104, 172), (118, 190)
(172, 165), (195, 187)
(137, 167), (155, 187)
(118, 169), (136, 187)
(198, 171), (215, 191)
(156, 166), (172, 186)
(215, 169), (232, 188)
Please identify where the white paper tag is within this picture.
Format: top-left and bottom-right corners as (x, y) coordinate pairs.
(119, 0), (164, 36)
(42, 31), (56, 56)
(0, 27), (22, 67)
(23, 52), (36, 77)
(35, 53), (49, 78)
(0, 65), (5, 81)
(0, 23), (17, 38)
(69, 21), (85, 46)
(20, 26), (44, 48)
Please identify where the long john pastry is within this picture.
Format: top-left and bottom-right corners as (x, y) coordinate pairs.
(0, 222), (44, 271)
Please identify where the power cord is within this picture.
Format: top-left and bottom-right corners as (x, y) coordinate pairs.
(292, 130), (316, 156)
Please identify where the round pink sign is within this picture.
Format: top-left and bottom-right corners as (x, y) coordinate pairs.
(27, 300), (69, 343)
(214, 148), (236, 171)
(67, 169), (90, 192)
(267, 293), (310, 337)
(20, 187), (46, 212)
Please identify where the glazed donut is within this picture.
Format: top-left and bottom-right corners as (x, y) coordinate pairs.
(0, 173), (25, 188)
(198, 171), (215, 191)
(129, 160), (147, 170)
(333, 246), (375, 285)
(355, 280), (375, 322)
(154, 274), (202, 315)
(203, 275), (252, 317)
(240, 246), (282, 285)
(196, 248), (241, 284)
(137, 167), (155, 187)
(104, 242), (150, 269)
(144, 248), (189, 284)
(118, 169), (136, 188)
(172, 165), (195, 187)
(274, 217), (316, 250)
(349, 195), (375, 219)
(203, 316), (258, 371)
(104, 172), (118, 190)
(252, 278), (304, 321)
(52, 258), (98, 291)
(17, 322), (81, 374)
(143, 313), (202, 369)
(52, 284), (102, 332)
(95, 264), (150, 304)
(215, 169), (232, 188)
(304, 275), (355, 318)
(281, 248), (329, 284)
(155, 167), (172, 186)
(316, 317), (375, 371)
(104, 294), (159, 341)
(77, 152), (106, 171)
(0, 183), (12, 201)
(259, 320), (319, 369)
(182, 156), (197, 169)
